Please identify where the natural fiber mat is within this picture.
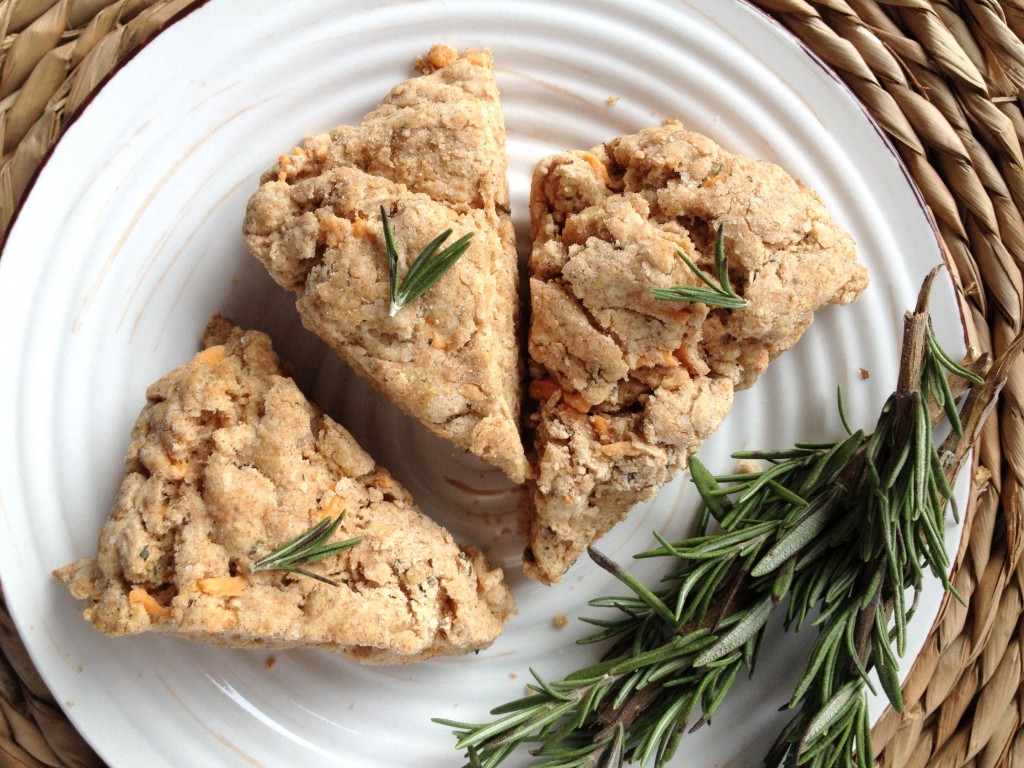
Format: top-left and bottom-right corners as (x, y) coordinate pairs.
(0, 1), (1021, 766)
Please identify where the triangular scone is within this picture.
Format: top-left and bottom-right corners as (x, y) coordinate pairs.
(523, 121), (869, 583)
(243, 45), (528, 484)
(55, 317), (515, 664)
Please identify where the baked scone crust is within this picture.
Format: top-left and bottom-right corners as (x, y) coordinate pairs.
(524, 121), (868, 583)
(243, 45), (528, 484)
(55, 317), (515, 664)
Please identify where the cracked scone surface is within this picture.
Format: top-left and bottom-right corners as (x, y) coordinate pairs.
(54, 317), (515, 664)
(243, 45), (527, 484)
(524, 121), (868, 583)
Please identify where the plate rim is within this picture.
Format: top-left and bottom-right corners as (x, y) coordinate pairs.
(0, 0), (974, 765)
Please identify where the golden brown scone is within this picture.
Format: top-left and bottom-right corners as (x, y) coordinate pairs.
(243, 45), (528, 484)
(55, 317), (515, 664)
(523, 121), (868, 583)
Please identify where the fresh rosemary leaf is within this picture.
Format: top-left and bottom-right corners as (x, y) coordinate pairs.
(251, 512), (360, 586)
(651, 224), (748, 309)
(735, 460), (800, 507)
(751, 496), (835, 577)
(771, 557), (796, 604)
(530, 669), (573, 703)
(533, 734), (616, 768)
(380, 205), (474, 316)
(637, 693), (693, 766)
(873, 636), (905, 712)
(693, 595), (773, 666)
(604, 724), (626, 768)
(700, 660), (742, 723)
(798, 681), (862, 753)
(589, 547), (677, 625)
(926, 330), (984, 385)
(675, 560), (731, 621)
(766, 480), (809, 508)
(688, 456), (731, 525)
(842, 616), (875, 692)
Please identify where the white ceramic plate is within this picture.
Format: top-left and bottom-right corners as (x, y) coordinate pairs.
(0, 1), (968, 766)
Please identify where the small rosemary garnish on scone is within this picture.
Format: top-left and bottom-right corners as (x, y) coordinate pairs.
(381, 205), (474, 317)
(251, 512), (361, 587)
(436, 268), (1021, 768)
(651, 224), (748, 309)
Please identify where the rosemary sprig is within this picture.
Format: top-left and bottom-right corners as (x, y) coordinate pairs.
(251, 512), (361, 587)
(651, 224), (748, 309)
(381, 205), (474, 317)
(436, 268), (1019, 768)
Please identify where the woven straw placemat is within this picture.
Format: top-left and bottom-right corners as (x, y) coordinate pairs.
(0, 1), (1021, 766)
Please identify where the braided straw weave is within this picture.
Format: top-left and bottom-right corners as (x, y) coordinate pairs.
(0, 1), (1021, 766)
